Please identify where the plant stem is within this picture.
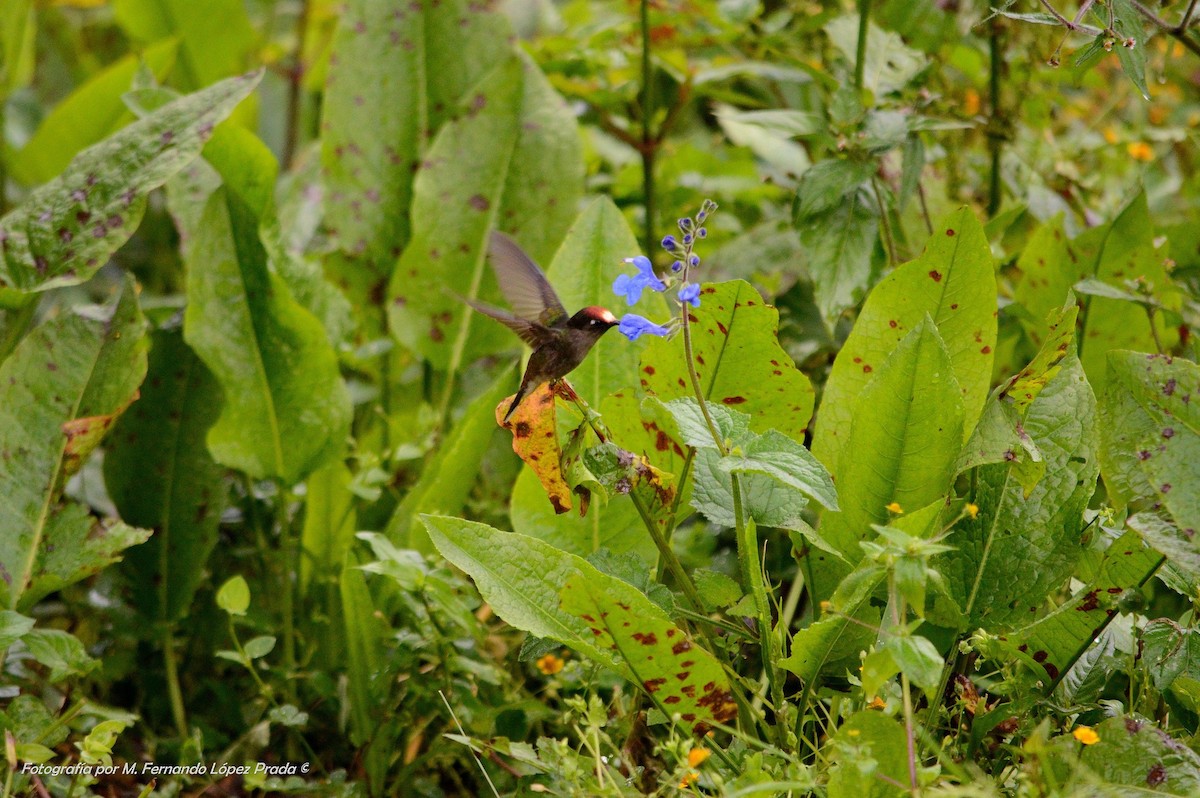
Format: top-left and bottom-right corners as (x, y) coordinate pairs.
(283, 0), (311, 169)
(275, 487), (299, 710)
(0, 98), (8, 216)
(987, 19), (1004, 217)
(162, 627), (189, 738)
(854, 0), (871, 92)
(1147, 306), (1164, 353)
(639, 0), (657, 258)
(872, 178), (897, 267)
(1182, 0), (1200, 31)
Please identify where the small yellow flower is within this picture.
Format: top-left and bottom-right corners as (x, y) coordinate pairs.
(1127, 142), (1154, 162)
(687, 747), (711, 768)
(1073, 726), (1100, 745)
(1103, 127), (1119, 145)
(819, 600), (833, 612)
(1148, 106), (1168, 125)
(886, 502), (904, 514)
(867, 696), (886, 710)
(963, 88), (981, 116)
(679, 772), (698, 788)
(966, 503), (979, 520)
(536, 653), (564, 675)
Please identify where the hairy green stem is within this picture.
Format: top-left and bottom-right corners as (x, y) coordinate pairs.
(987, 21), (1004, 217)
(162, 628), (189, 737)
(854, 0), (871, 91)
(283, 0), (311, 169)
(872, 178), (897, 266)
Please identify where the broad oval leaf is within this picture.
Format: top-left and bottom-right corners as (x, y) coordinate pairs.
(0, 71), (262, 297)
(640, 280), (815, 443)
(183, 187), (351, 484)
(814, 208), (995, 479)
(0, 277), (150, 610)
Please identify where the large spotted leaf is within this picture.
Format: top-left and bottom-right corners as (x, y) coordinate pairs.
(640, 280), (814, 443)
(0, 277), (150, 610)
(814, 208), (995, 479)
(321, 0), (508, 274)
(387, 52), (582, 369)
(1100, 352), (1199, 534)
(559, 573), (736, 734)
(0, 72), (260, 300)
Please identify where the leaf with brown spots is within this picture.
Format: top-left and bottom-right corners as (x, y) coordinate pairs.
(387, 52), (583, 369)
(640, 280), (815, 443)
(104, 329), (226, 623)
(321, 0), (509, 275)
(0, 276), (150, 611)
(1101, 351), (1200, 534)
(500, 383), (572, 515)
(559, 572), (737, 734)
(814, 207), (995, 480)
(60, 392), (137, 480)
(0, 71), (261, 296)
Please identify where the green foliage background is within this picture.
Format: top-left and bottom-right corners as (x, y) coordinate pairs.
(1, 0), (1200, 796)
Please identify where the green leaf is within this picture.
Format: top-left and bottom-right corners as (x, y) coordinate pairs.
(714, 108), (826, 138)
(216, 575), (250, 616)
(885, 634), (943, 696)
(10, 40), (178, 185)
(388, 52), (583, 369)
(1128, 512), (1200, 582)
(0, 71), (262, 297)
(814, 208), (996, 480)
(653, 396), (751, 449)
(817, 317), (964, 576)
(424, 515), (641, 676)
(826, 711), (909, 798)
(340, 553), (388, 745)
(721, 429), (838, 511)
(972, 528), (1159, 688)
(1100, 352), (1199, 533)
(694, 569), (742, 612)
(641, 280), (815, 443)
(1110, 0), (1149, 100)
(1143, 619), (1200, 691)
(23, 629), (97, 682)
(387, 366), (512, 551)
(321, 0), (510, 272)
(105, 328), (225, 624)
(1016, 197), (1178, 389)
(782, 602), (881, 683)
(1075, 716), (1200, 794)
(559, 573), (737, 733)
(183, 187), (351, 484)
(942, 355), (1098, 630)
(0, 0), (35, 100)
(300, 462), (357, 595)
(692, 447), (813, 530)
(0, 277), (150, 610)
(825, 15), (927, 95)
(0, 609), (34, 649)
(243, 635), (277, 660)
(792, 159), (879, 328)
(114, 0), (255, 90)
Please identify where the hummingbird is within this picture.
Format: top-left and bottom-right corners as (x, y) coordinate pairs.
(467, 232), (619, 422)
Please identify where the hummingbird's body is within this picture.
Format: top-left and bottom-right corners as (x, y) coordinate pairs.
(468, 232), (618, 421)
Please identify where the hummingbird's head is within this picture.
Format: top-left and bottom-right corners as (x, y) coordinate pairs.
(567, 306), (619, 335)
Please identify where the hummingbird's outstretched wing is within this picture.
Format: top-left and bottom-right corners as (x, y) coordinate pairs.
(464, 297), (558, 349)
(487, 232), (568, 328)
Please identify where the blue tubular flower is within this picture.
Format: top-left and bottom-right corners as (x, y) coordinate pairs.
(678, 283), (700, 308)
(613, 273), (645, 305)
(671, 260), (684, 273)
(618, 314), (671, 341)
(661, 235), (678, 253)
(613, 255), (665, 304)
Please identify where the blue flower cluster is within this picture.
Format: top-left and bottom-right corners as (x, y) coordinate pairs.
(613, 199), (717, 341)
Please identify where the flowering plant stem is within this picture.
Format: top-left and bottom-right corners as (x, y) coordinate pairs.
(679, 272), (787, 747)
(563, 388), (760, 735)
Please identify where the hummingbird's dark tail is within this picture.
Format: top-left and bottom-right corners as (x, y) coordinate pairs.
(503, 381), (531, 423)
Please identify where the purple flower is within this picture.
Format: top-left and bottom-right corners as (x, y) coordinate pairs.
(671, 260), (684, 273)
(618, 314), (671, 341)
(689, 254), (700, 267)
(613, 256), (666, 305)
(678, 283), (700, 307)
(661, 235), (678, 252)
